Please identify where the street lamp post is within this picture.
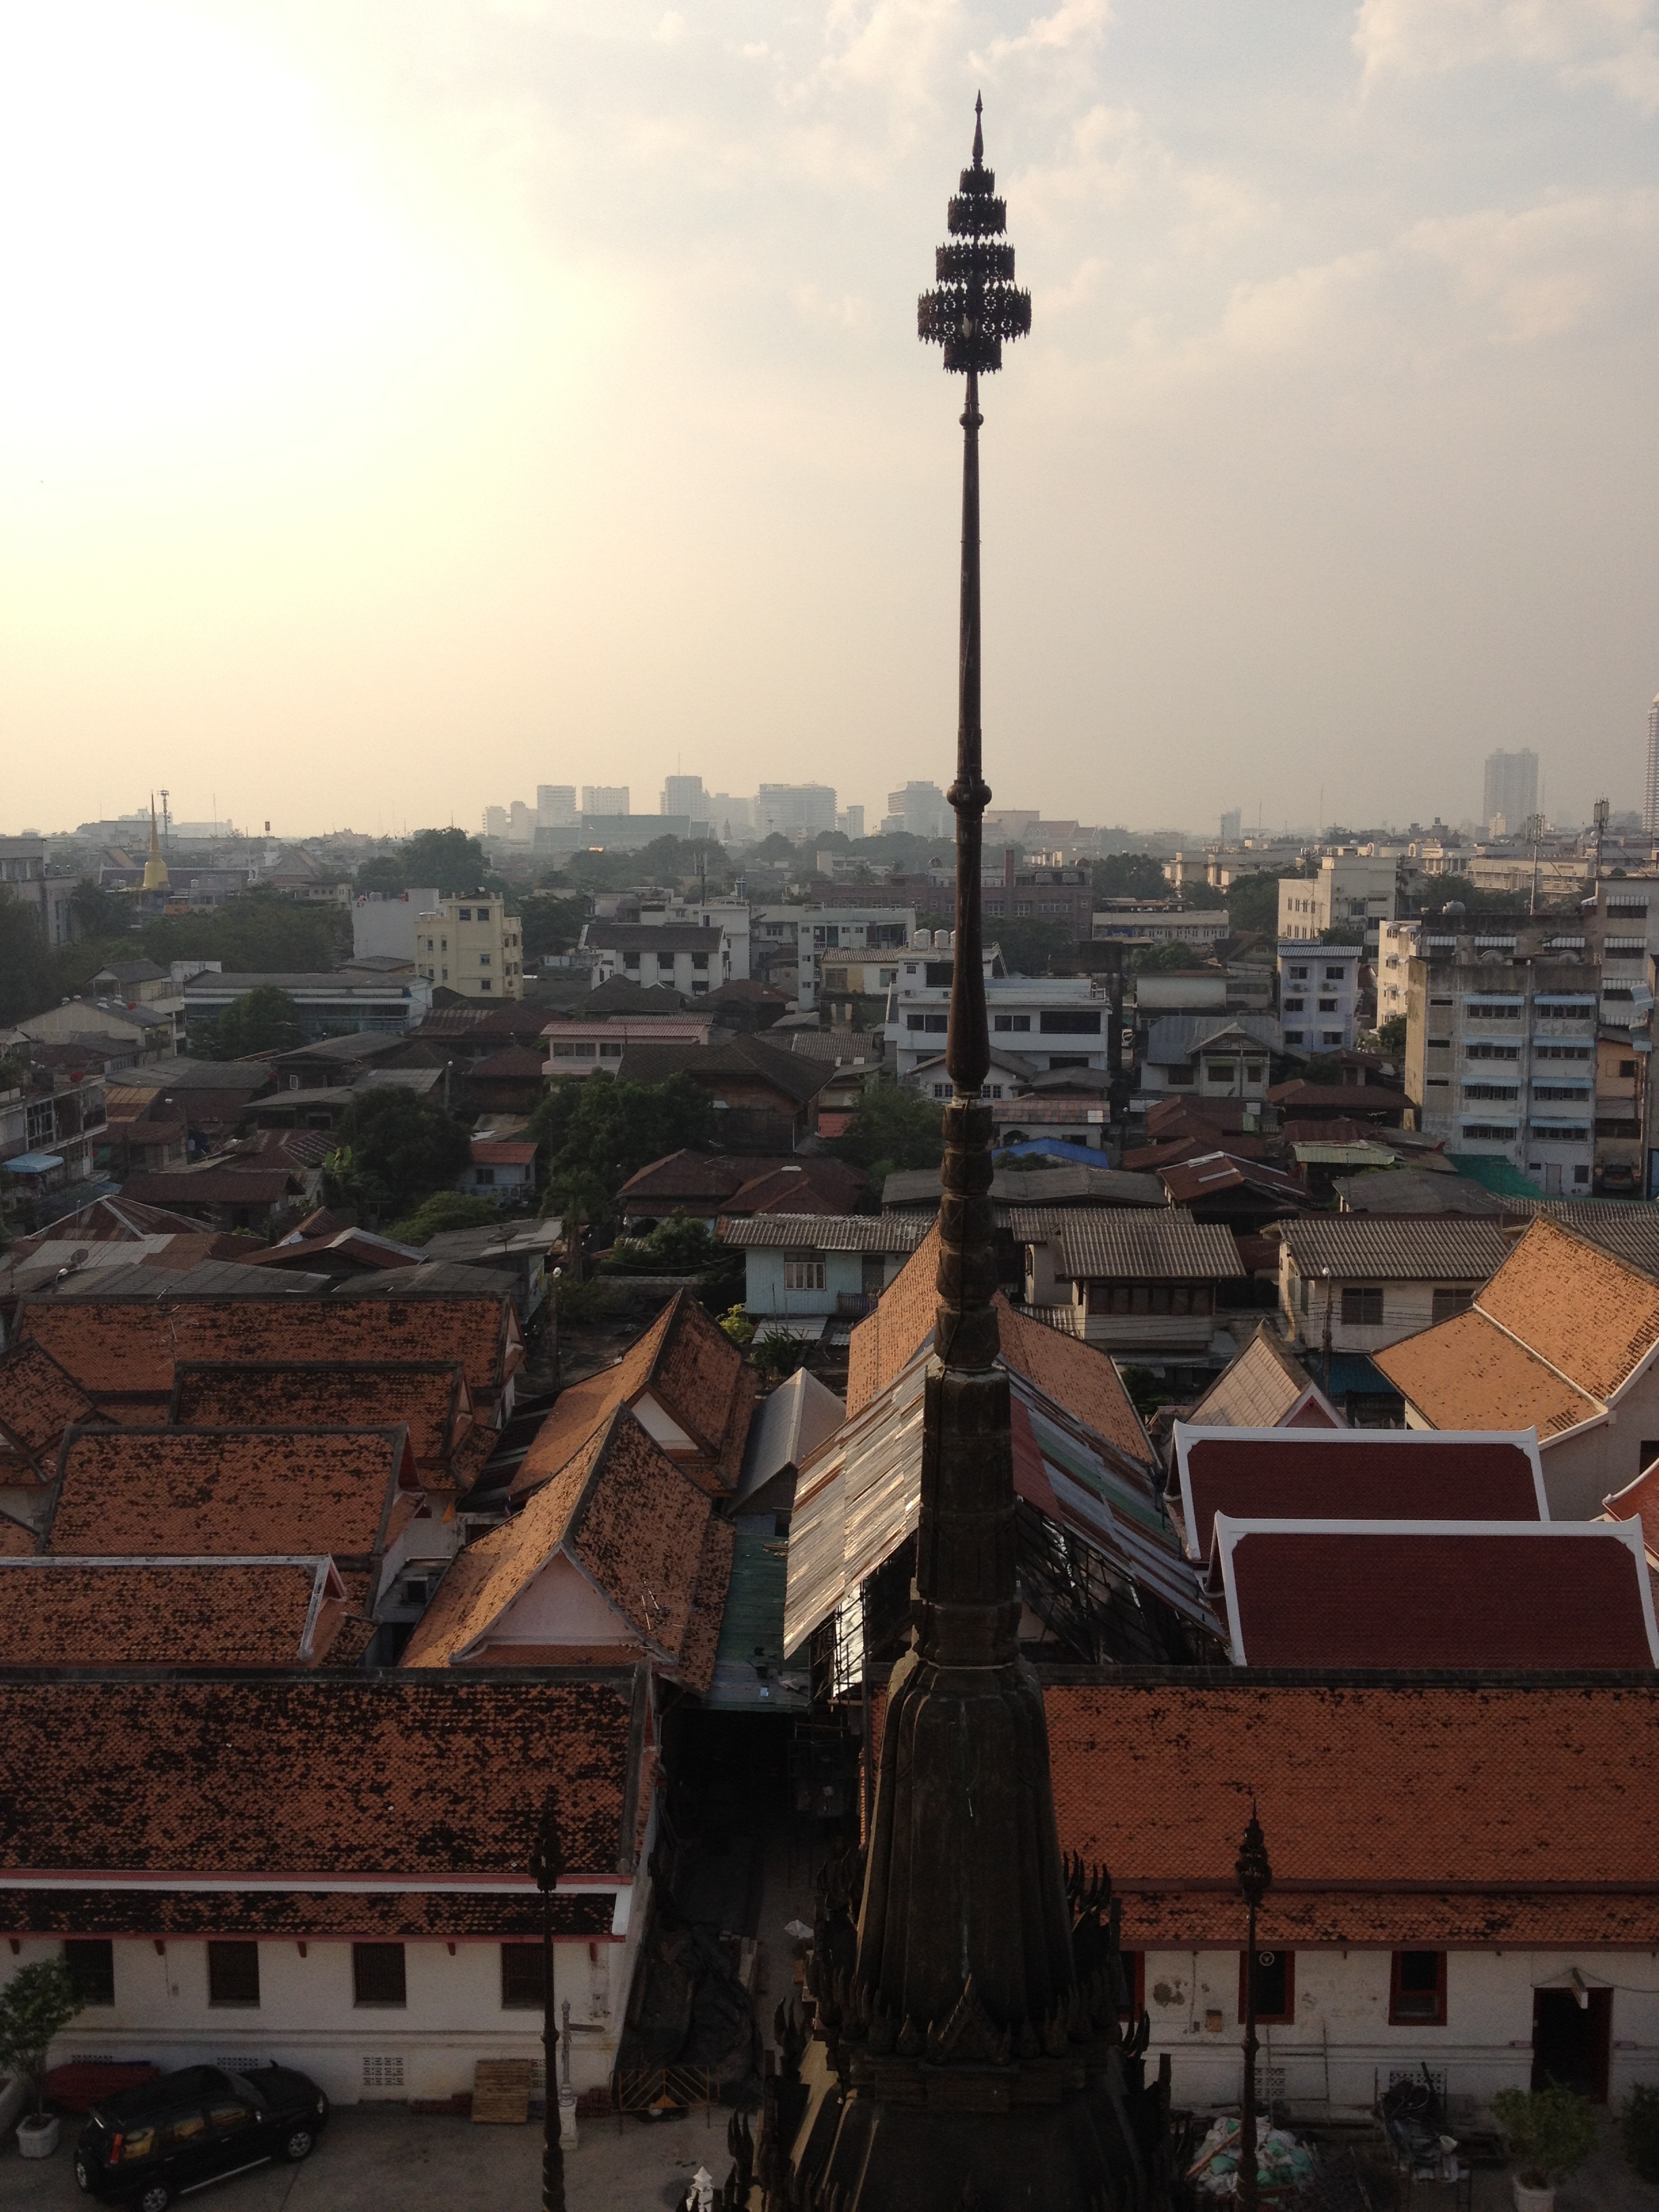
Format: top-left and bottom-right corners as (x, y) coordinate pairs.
(1235, 1806), (1273, 2212)
(530, 1788), (565, 2212)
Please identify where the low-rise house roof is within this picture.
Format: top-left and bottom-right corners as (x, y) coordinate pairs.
(1332, 1168), (1504, 1215)
(1143, 1014), (1282, 1064)
(1265, 1080), (1405, 1117)
(1208, 1517), (1659, 1670)
(0, 1673), (645, 1938)
(1037, 1677), (1659, 1947)
(1168, 1423), (1547, 1561)
(1503, 1199), (1659, 1280)
(614, 1033), (832, 1109)
(1040, 1209), (1245, 1285)
(1158, 1153), (1305, 1211)
(717, 1214), (930, 1255)
(119, 1168), (301, 1208)
(403, 1406), (731, 1688)
(1376, 1216), (1659, 1439)
(789, 1029), (883, 1063)
(1182, 1326), (1340, 1433)
(44, 1426), (422, 1572)
(512, 1290), (756, 1504)
(880, 1163), (1170, 1212)
(615, 1149), (864, 1217)
(585, 922), (727, 954)
(1272, 1214), (1517, 1282)
(0, 1556), (361, 1667)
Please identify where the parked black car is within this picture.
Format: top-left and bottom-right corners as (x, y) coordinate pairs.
(74, 2062), (327, 2210)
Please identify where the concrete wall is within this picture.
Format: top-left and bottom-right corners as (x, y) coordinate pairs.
(1142, 1945), (1659, 2119)
(1, 1927), (633, 2108)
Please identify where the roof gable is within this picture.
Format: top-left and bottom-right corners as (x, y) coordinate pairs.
(170, 1361), (472, 1475)
(0, 1555), (350, 1666)
(1478, 1215), (1659, 1401)
(1185, 1326), (1341, 1433)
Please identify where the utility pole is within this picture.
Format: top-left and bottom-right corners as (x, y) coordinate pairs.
(1525, 813), (1546, 915)
(530, 1788), (565, 2212)
(1235, 1806), (1273, 2212)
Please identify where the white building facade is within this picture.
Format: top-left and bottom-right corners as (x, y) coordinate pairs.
(1277, 943), (1360, 1052)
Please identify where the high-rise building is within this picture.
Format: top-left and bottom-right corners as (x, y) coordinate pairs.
(536, 785), (577, 827)
(1220, 808), (1242, 842)
(582, 785), (629, 815)
(1483, 749), (1538, 836)
(755, 783), (837, 837)
(661, 775), (705, 816)
(484, 805), (508, 840)
(1645, 697), (1659, 837)
(508, 800), (535, 844)
(883, 781), (951, 840)
(837, 805), (865, 840)
(708, 793), (753, 842)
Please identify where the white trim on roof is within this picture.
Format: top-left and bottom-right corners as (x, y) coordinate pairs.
(1169, 1421), (1549, 1563)
(1210, 1512), (1659, 1668)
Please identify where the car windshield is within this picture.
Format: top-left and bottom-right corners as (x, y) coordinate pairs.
(217, 2069), (266, 2108)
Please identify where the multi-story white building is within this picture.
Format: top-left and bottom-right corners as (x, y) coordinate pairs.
(1376, 918), (1420, 1031)
(350, 890), (439, 966)
(581, 785), (629, 815)
(636, 897), (752, 981)
(836, 806), (865, 840)
(1277, 853), (1397, 946)
(1094, 909), (1230, 951)
(661, 775), (705, 816)
(887, 949), (1109, 1079)
(796, 909), (915, 1011)
(1406, 916), (1600, 1194)
(881, 781), (951, 840)
(582, 921), (731, 997)
(415, 893), (524, 1001)
(755, 783), (836, 838)
(1277, 942), (1360, 1052)
(536, 785), (577, 827)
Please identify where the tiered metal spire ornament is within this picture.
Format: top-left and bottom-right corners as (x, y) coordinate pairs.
(755, 104), (1176, 2212)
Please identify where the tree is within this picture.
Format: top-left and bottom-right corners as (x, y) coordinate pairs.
(0, 890), (51, 1025)
(992, 918), (1078, 977)
(329, 1088), (472, 1219)
(1131, 939), (1209, 972)
(1091, 853), (1170, 901)
(528, 1074), (718, 1216)
(1174, 880), (1228, 912)
(386, 1191), (505, 1244)
(138, 889), (350, 976)
(1376, 1013), (1406, 1058)
(1318, 924), (1364, 945)
(0, 1957), (82, 2118)
(70, 878), (131, 937)
(745, 833), (799, 864)
(354, 827), (491, 897)
(1225, 869), (1302, 937)
(197, 985), (304, 1061)
(832, 1080), (943, 1198)
(518, 893), (587, 964)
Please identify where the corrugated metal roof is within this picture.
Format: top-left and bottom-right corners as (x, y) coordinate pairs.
(733, 1368), (846, 1507)
(1144, 1014), (1282, 1064)
(1044, 1210), (1245, 1283)
(1275, 1215), (1516, 1281)
(717, 1213), (930, 1253)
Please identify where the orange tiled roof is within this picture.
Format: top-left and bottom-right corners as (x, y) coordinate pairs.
(171, 1361), (472, 1475)
(0, 1675), (644, 1883)
(843, 1230), (1149, 1465)
(0, 1340), (99, 1478)
(511, 1292), (754, 1502)
(405, 1406), (729, 1682)
(0, 1887), (613, 1941)
(46, 1427), (420, 1565)
(1040, 1677), (1659, 1944)
(0, 1557), (355, 1666)
(1478, 1214), (1659, 1401)
(1373, 1306), (1598, 1437)
(19, 1291), (514, 1404)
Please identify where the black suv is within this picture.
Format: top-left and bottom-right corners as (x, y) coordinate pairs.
(74, 2062), (328, 2209)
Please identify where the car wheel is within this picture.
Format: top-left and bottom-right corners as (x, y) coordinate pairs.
(73, 2158), (91, 2192)
(281, 2127), (315, 2161)
(138, 2185), (172, 2212)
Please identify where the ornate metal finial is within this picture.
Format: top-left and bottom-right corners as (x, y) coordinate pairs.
(918, 100), (1031, 374)
(1235, 1801), (1272, 1912)
(530, 1785), (563, 1896)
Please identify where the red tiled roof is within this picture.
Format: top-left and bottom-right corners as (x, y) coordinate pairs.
(46, 1427), (419, 1565)
(170, 1361), (473, 1481)
(1038, 1678), (1659, 1944)
(0, 1887), (613, 1941)
(471, 1140), (538, 1166)
(0, 1511), (38, 1556)
(616, 1149), (864, 1211)
(1265, 1082), (1404, 1115)
(1213, 1521), (1659, 1670)
(0, 1557), (356, 1666)
(0, 1675), (644, 1883)
(846, 1225), (943, 1418)
(1158, 1153), (1304, 1207)
(18, 1291), (516, 1404)
(405, 1408), (729, 1686)
(1606, 1460), (1659, 1560)
(1172, 1429), (1544, 1561)
(469, 1046), (548, 1080)
(0, 1341), (99, 1477)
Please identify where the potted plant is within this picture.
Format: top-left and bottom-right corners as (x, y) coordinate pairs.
(1492, 2081), (1599, 2211)
(0, 1958), (83, 2158)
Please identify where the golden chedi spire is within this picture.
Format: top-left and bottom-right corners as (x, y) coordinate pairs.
(142, 796), (169, 895)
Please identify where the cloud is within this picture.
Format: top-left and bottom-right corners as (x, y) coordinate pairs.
(1354, 0), (1659, 110)
(972, 0), (1111, 71)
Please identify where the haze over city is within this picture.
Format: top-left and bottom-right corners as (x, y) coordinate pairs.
(3, 0), (1656, 836)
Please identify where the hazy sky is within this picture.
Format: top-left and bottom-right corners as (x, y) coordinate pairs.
(3, 0), (1656, 840)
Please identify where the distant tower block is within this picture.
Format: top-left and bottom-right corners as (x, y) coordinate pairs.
(1645, 696), (1659, 838)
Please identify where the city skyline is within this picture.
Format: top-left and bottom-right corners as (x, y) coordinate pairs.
(3, 3), (1656, 836)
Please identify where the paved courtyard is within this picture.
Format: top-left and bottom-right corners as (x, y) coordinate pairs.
(0, 2104), (728, 2211)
